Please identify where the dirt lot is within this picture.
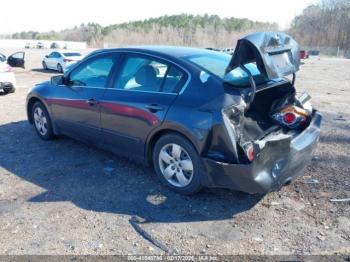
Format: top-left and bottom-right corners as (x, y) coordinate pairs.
(0, 49), (349, 256)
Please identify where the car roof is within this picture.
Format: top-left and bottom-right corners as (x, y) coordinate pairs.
(88, 46), (224, 61)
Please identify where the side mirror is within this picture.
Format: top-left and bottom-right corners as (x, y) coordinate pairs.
(45, 55), (49, 58)
(51, 75), (65, 85)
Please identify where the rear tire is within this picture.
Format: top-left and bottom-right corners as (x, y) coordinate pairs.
(31, 101), (54, 140)
(152, 133), (204, 195)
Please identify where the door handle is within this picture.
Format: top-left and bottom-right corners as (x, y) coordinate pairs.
(85, 99), (97, 106)
(145, 104), (164, 112)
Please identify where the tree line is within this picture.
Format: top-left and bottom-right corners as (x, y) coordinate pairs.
(289, 0), (350, 55)
(7, 14), (277, 48)
(6, 5), (350, 55)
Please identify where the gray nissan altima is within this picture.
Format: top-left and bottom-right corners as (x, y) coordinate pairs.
(26, 32), (322, 195)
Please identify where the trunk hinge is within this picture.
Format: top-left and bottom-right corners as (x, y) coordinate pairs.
(240, 64), (256, 111)
(292, 73), (296, 86)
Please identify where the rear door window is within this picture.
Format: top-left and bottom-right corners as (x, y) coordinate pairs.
(162, 66), (185, 93)
(115, 55), (186, 93)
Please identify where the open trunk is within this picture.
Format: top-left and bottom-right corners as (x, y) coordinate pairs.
(241, 80), (296, 140)
(222, 32), (314, 164)
(202, 32), (321, 193)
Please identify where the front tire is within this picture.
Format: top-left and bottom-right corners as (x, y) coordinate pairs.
(152, 133), (204, 195)
(42, 61), (47, 70)
(57, 64), (63, 73)
(31, 101), (54, 140)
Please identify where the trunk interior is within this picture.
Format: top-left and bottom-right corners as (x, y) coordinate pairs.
(241, 81), (296, 140)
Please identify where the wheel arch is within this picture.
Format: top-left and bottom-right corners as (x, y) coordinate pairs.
(26, 96), (51, 125)
(27, 97), (41, 124)
(145, 125), (206, 165)
(27, 96), (59, 136)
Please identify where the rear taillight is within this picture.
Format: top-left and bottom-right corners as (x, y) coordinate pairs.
(243, 143), (254, 162)
(271, 105), (309, 129)
(283, 112), (297, 125)
(247, 146), (254, 162)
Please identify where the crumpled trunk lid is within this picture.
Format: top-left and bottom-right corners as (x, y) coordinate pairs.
(225, 32), (300, 80)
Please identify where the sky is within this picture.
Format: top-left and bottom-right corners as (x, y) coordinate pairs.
(0, 0), (316, 34)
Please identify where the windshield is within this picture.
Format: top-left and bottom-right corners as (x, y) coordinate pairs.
(184, 52), (268, 87)
(63, 52), (82, 57)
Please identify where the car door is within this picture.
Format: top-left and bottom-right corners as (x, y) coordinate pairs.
(7, 52), (25, 68)
(45, 52), (54, 68)
(50, 53), (120, 144)
(100, 53), (188, 158)
(55, 52), (63, 68)
(50, 52), (60, 69)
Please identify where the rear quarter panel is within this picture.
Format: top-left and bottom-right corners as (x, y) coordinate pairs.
(152, 68), (225, 155)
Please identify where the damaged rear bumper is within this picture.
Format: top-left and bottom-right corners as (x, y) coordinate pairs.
(203, 111), (322, 194)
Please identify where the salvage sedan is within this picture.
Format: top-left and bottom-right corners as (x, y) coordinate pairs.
(26, 32), (322, 195)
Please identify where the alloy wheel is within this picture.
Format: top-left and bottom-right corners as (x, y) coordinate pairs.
(158, 143), (194, 187)
(33, 107), (48, 136)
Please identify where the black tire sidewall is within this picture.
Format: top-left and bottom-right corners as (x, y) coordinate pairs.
(57, 64), (63, 73)
(153, 134), (204, 195)
(32, 102), (54, 140)
(42, 61), (47, 70)
(2, 88), (15, 94)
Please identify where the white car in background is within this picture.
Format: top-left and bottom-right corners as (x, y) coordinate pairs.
(42, 51), (83, 73)
(0, 52), (25, 94)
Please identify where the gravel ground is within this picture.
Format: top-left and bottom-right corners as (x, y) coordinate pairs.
(0, 50), (349, 256)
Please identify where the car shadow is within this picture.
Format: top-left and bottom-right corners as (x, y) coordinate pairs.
(0, 91), (12, 96)
(31, 68), (59, 74)
(0, 120), (263, 223)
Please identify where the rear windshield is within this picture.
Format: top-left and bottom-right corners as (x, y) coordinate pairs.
(184, 52), (268, 87)
(63, 52), (82, 57)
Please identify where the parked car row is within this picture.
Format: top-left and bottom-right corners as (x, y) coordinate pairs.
(25, 42), (68, 49)
(0, 52), (25, 94)
(209, 47), (321, 58)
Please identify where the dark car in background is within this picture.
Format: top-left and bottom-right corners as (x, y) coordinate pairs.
(300, 50), (309, 59)
(50, 42), (60, 49)
(308, 50), (320, 56)
(37, 42), (45, 49)
(26, 32), (321, 195)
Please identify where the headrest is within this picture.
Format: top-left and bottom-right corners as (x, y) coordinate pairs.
(135, 65), (157, 86)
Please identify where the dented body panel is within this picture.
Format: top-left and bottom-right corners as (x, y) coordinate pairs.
(203, 111), (322, 193)
(226, 32), (300, 80)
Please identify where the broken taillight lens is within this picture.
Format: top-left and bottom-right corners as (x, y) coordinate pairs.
(283, 112), (297, 125)
(242, 142), (254, 162)
(272, 105), (309, 129)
